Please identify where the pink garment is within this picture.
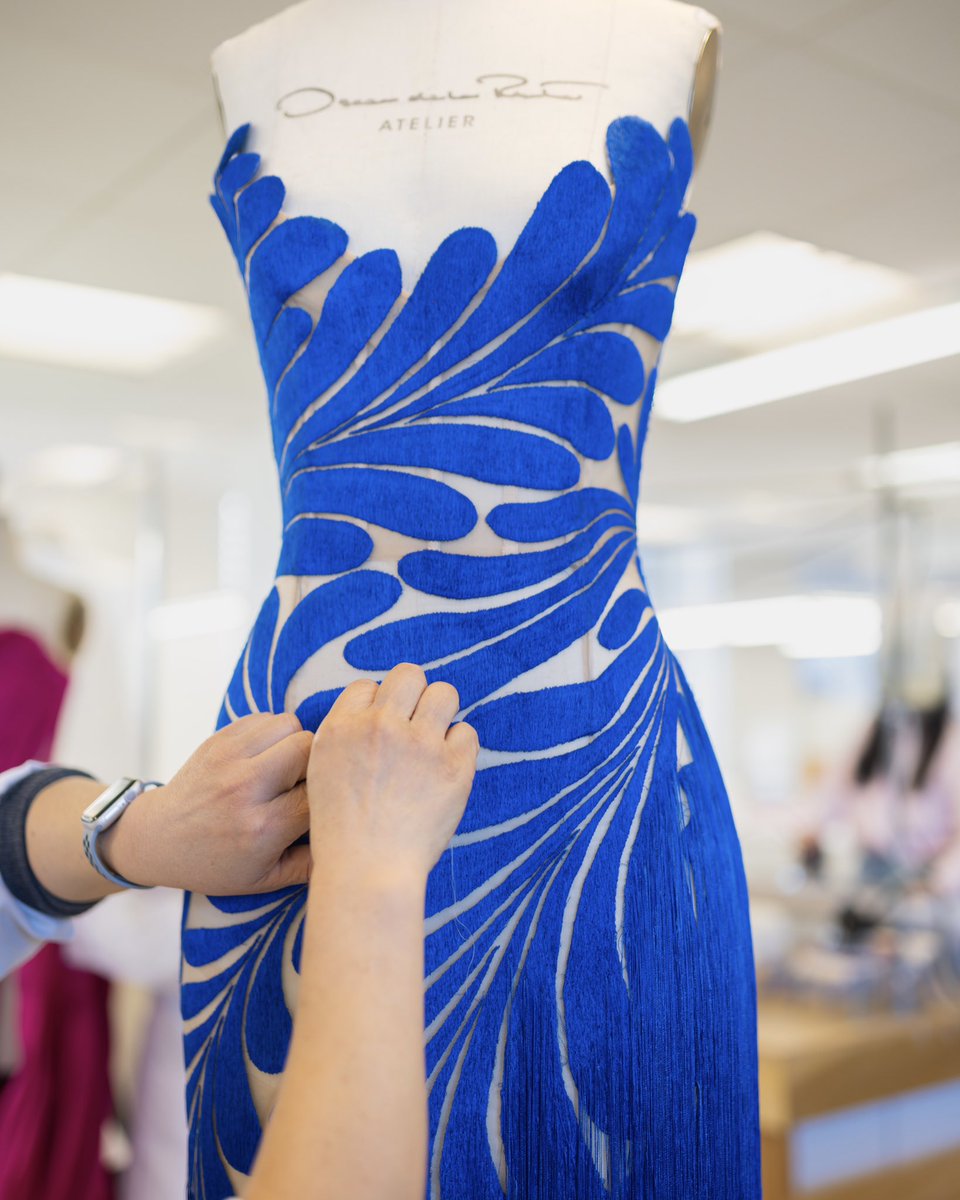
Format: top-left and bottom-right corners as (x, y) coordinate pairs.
(0, 629), (69, 771)
(0, 626), (115, 1200)
(0, 945), (113, 1200)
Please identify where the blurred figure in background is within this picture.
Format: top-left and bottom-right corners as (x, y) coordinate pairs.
(800, 660), (960, 902)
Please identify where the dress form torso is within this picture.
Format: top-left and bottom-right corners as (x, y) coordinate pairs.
(212, 0), (721, 288)
(183, 5), (761, 1196)
(209, 0), (721, 708)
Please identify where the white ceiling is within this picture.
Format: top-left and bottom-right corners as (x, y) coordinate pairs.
(1, 0), (958, 601)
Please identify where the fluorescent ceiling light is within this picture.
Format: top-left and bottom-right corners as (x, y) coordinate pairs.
(673, 231), (914, 344)
(656, 301), (960, 423)
(659, 593), (881, 658)
(0, 274), (226, 373)
(26, 444), (125, 488)
(859, 441), (960, 489)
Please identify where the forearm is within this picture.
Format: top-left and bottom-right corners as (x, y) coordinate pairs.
(24, 775), (123, 903)
(249, 860), (429, 1200)
(3, 714), (315, 919)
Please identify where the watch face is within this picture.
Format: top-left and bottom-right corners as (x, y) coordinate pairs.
(83, 777), (137, 824)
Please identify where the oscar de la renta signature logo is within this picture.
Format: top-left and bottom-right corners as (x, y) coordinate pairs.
(276, 73), (608, 121)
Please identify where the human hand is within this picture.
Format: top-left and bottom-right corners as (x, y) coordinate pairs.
(306, 664), (480, 886)
(103, 713), (313, 894)
(245, 667), (477, 1200)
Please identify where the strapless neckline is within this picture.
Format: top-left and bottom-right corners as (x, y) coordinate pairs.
(212, 111), (696, 309)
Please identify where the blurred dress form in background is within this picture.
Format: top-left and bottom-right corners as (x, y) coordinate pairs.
(0, 514), (189, 1200)
(0, 522), (115, 1200)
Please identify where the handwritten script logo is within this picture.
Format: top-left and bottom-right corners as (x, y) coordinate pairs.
(277, 73), (607, 118)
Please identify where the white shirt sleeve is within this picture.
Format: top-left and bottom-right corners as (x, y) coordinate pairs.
(0, 760), (74, 979)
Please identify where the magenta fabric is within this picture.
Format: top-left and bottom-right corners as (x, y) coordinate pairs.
(0, 945), (114, 1200)
(0, 629), (69, 772)
(0, 627), (115, 1200)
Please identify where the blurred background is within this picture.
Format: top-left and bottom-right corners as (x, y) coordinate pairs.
(0, 1), (958, 1198)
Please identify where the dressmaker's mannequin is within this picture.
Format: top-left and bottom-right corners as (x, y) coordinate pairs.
(186, 5), (765, 1197)
(0, 520), (95, 1200)
(212, 0), (720, 288)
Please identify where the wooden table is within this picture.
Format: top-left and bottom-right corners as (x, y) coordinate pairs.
(758, 996), (960, 1199)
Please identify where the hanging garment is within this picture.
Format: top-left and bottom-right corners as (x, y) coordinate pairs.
(181, 113), (761, 1199)
(0, 944), (113, 1200)
(0, 629), (68, 774)
(0, 629), (115, 1200)
(810, 702), (960, 894)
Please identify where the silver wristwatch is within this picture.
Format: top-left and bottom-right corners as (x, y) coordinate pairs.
(81, 776), (162, 890)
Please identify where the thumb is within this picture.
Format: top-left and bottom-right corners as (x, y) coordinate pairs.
(254, 842), (312, 892)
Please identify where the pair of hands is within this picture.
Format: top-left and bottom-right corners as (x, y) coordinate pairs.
(102, 664), (479, 896)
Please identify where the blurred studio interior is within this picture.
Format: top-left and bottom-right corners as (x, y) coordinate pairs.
(1, 2), (959, 1198)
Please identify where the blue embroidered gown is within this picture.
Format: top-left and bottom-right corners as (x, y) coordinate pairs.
(180, 112), (761, 1199)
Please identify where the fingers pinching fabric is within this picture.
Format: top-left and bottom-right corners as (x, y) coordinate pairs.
(180, 114), (761, 1200)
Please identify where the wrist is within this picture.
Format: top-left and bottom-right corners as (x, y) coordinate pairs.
(310, 848), (428, 901)
(95, 783), (165, 889)
(307, 853), (428, 930)
(9, 770), (105, 913)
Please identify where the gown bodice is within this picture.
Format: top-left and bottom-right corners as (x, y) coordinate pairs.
(212, 113), (697, 723)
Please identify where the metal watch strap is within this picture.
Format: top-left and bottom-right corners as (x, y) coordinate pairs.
(82, 779), (161, 890)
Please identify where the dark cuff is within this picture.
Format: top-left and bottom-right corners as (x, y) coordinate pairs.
(0, 766), (99, 917)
